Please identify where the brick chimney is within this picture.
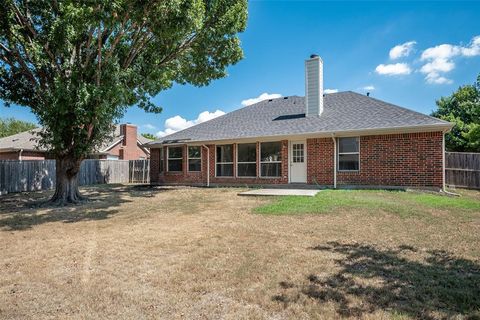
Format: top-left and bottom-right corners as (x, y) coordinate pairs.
(120, 123), (138, 159)
(305, 54), (324, 117)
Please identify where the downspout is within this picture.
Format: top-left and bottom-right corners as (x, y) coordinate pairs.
(19, 149), (23, 161)
(331, 134), (337, 189)
(201, 145), (210, 187)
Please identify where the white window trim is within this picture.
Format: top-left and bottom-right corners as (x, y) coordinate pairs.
(187, 146), (202, 172)
(337, 137), (360, 172)
(260, 142), (282, 178)
(215, 144), (234, 177)
(167, 146), (183, 172)
(236, 143), (257, 178)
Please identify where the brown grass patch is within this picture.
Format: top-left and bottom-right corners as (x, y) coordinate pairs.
(1, 185), (479, 319)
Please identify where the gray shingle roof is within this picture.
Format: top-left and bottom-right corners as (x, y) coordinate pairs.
(150, 91), (452, 145)
(0, 125), (150, 153)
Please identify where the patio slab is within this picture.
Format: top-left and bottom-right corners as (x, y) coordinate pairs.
(238, 189), (320, 197)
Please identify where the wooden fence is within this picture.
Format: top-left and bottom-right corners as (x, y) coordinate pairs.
(0, 159), (149, 194)
(445, 152), (480, 189)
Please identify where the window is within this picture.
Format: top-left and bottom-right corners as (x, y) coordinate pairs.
(337, 137), (360, 171)
(216, 144), (234, 176)
(292, 143), (304, 163)
(237, 143), (257, 177)
(167, 146), (183, 172)
(188, 146), (202, 172)
(260, 142), (282, 177)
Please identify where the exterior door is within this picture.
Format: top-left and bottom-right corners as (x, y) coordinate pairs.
(290, 141), (307, 183)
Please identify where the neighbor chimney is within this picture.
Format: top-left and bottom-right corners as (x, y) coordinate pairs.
(305, 54), (324, 117)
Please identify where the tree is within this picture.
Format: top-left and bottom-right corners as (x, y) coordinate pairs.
(0, 117), (36, 138)
(432, 75), (480, 152)
(141, 132), (156, 140)
(0, 0), (247, 204)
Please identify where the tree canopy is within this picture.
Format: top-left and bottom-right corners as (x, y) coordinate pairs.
(0, 117), (37, 138)
(432, 74), (480, 152)
(141, 132), (156, 140)
(0, 0), (247, 203)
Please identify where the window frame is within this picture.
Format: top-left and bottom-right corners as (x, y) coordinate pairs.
(337, 137), (360, 172)
(187, 146), (202, 172)
(167, 146), (183, 173)
(215, 144), (234, 177)
(236, 143), (257, 178)
(260, 141), (283, 178)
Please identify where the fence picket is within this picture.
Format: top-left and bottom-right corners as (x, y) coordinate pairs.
(0, 159), (149, 194)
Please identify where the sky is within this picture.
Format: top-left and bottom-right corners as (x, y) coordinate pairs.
(1, 1), (480, 137)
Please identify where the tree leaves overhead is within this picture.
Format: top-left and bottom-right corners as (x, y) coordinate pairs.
(432, 74), (480, 152)
(0, 0), (247, 158)
(0, 117), (37, 138)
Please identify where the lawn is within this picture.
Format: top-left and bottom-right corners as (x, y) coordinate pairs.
(0, 186), (479, 319)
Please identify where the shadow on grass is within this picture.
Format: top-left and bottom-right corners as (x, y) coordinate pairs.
(273, 242), (480, 319)
(0, 184), (171, 231)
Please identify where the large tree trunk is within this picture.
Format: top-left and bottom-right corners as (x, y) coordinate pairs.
(50, 156), (85, 205)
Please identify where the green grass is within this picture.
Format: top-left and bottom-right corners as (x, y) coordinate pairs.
(254, 189), (480, 218)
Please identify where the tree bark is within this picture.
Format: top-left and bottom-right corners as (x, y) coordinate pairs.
(50, 156), (85, 205)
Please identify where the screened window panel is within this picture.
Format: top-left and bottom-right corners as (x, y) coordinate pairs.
(188, 159), (201, 172)
(168, 159), (182, 172)
(338, 137), (359, 153)
(188, 146), (201, 158)
(216, 145), (233, 163)
(237, 163), (256, 177)
(216, 164), (233, 177)
(168, 146), (183, 159)
(237, 143), (256, 162)
(260, 163), (281, 177)
(260, 142), (282, 162)
(338, 154), (359, 171)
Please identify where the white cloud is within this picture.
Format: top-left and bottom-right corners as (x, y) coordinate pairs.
(156, 110), (225, 137)
(375, 63), (412, 76)
(363, 85), (375, 91)
(389, 41), (416, 60)
(420, 35), (480, 84)
(241, 93), (282, 106)
(324, 89), (338, 94)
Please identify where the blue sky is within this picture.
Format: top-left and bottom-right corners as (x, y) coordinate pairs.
(1, 1), (480, 137)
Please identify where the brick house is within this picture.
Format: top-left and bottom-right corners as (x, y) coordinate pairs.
(147, 55), (453, 190)
(0, 124), (150, 160)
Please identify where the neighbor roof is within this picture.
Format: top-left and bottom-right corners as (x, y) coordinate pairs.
(149, 91), (452, 145)
(0, 125), (151, 153)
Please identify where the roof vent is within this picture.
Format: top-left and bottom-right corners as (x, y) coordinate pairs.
(283, 97), (288, 99)
(366, 92), (370, 97)
(268, 99), (273, 102)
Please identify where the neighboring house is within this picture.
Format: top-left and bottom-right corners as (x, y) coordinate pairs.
(147, 55), (453, 190)
(0, 123), (150, 160)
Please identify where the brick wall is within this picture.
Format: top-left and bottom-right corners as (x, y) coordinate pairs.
(149, 140), (289, 186)
(106, 124), (149, 160)
(307, 132), (443, 188)
(149, 132), (444, 189)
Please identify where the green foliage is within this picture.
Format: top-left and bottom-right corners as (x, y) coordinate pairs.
(0, 0), (247, 160)
(431, 75), (480, 152)
(0, 117), (37, 138)
(141, 133), (156, 140)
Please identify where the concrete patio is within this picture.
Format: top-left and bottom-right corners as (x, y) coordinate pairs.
(238, 189), (320, 197)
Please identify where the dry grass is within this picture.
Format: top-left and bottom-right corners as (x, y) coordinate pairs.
(0, 185), (479, 319)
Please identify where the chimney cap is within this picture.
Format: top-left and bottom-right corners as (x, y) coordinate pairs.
(310, 54), (319, 59)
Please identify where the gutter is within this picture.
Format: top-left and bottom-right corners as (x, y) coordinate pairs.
(331, 134), (337, 189)
(201, 145), (210, 187)
(19, 149), (23, 161)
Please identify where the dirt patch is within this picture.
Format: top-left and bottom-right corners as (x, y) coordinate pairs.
(0, 186), (479, 319)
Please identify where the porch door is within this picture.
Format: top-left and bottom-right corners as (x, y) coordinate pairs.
(290, 141), (307, 183)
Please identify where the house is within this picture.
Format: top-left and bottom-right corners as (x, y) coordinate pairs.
(0, 123), (151, 160)
(147, 55), (453, 190)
